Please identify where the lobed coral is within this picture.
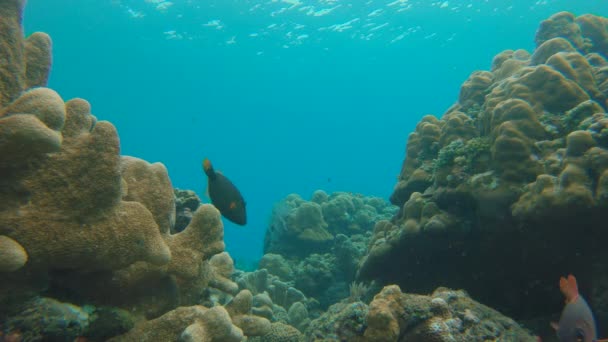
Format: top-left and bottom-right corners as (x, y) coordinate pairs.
(0, 1), (276, 340)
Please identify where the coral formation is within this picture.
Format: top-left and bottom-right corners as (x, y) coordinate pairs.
(0, 236), (27, 272)
(260, 191), (396, 314)
(108, 306), (243, 342)
(0, 1), (275, 340)
(305, 285), (537, 342)
(248, 322), (303, 342)
(4, 0), (608, 339)
(363, 285), (537, 341)
(234, 268), (314, 332)
(225, 290), (272, 336)
(174, 188), (201, 233)
(264, 191), (396, 258)
(359, 11), (608, 331)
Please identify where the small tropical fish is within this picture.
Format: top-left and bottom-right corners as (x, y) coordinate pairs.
(550, 274), (607, 342)
(202, 158), (247, 225)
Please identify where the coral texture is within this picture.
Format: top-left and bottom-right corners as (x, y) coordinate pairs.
(363, 285), (536, 342)
(0, 2), (273, 340)
(360, 11), (608, 327)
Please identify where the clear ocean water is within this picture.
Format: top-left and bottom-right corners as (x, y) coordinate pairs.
(23, 0), (608, 266)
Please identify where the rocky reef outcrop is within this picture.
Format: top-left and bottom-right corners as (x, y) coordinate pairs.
(306, 285), (537, 341)
(358, 11), (608, 331)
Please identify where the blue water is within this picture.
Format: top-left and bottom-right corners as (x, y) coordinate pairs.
(23, 0), (607, 264)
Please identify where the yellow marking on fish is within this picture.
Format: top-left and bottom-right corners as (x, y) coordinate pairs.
(230, 202), (237, 210)
(203, 158), (211, 171)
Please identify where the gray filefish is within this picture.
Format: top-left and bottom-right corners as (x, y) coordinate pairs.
(550, 274), (606, 342)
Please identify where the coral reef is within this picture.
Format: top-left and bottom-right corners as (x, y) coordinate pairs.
(225, 290), (272, 336)
(359, 11), (608, 333)
(306, 301), (368, 341)
(0, 1), (276, 340)
(261, 191), (395, 310)
(248, 322), (303, 342)
(108, 306), (243, 342)
(264, 191), (396, 258)
(4, 1), (607, 339)
(305, 285), (537, 342)
(364, 285), (537, 341)
(234, 268), (315, 332)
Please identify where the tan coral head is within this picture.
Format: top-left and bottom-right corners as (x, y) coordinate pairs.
(0, 235), (28, 272)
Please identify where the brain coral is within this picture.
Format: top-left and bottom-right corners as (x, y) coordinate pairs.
(362, 11), (608, 327)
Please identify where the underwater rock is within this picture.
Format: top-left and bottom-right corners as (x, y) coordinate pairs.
(4, 297), (90, 342)
(306, 301), (368, 341)
(83, 306), (135, 342)
(374, 11), (608, 326)
(363, 285), (537, 342)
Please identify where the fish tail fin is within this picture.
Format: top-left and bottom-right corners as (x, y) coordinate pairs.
(559, 274), (579, 304)
(203, 158), (216, 180)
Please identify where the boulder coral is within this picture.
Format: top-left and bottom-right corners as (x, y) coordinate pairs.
(361, 11), (608, 327)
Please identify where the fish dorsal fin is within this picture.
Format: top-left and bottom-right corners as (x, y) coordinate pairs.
(560, 274), (579, 304)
